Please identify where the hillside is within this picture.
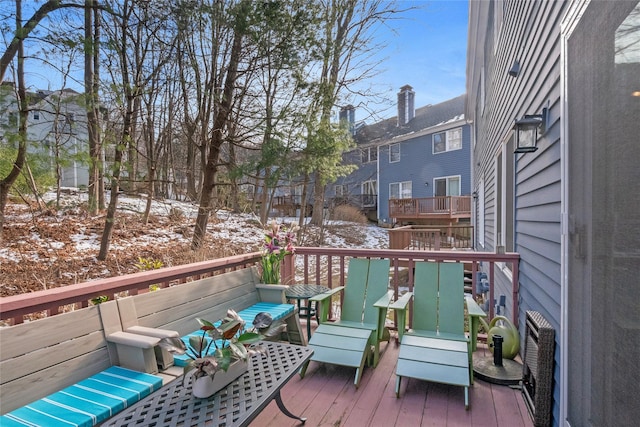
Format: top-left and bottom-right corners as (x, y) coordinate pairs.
(0, 190), (389, 297)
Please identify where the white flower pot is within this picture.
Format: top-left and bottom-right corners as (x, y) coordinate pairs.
(190, 360), (249, 399)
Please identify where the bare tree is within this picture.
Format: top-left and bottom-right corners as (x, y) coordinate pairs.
(0, 0), (28, 243)
(97, 0), (175, 260)
(302, 0), (407, 226)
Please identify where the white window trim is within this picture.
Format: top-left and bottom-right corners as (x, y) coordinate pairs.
(432, 127), (463, 154)
(494, 141), (514, 278)
(361, 180), (377, 207)
(389, 143), (400, 163)
(362, 146), (377, 163)
(433, 175), (462, 196)
(389, 181), (412, 199)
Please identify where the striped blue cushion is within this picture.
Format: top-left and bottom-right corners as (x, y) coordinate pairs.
(0, 366), (162, 427)
(173, 302), (294, 367)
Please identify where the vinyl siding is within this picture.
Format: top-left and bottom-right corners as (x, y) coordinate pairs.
(377, 124), (471, 223)
(467, 1), (568, 425)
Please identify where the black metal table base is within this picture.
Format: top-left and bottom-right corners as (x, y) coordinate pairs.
(275, 390), (306, 424)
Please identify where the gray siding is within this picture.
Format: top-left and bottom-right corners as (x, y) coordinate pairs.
(467, 1), (568, 425)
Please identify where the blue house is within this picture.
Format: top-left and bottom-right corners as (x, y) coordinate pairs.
(330, 86), (471, 227)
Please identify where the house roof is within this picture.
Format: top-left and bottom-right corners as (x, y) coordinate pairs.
(354, 94), (466, 145)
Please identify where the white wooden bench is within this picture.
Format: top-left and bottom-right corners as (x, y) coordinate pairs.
(0, 301), (167, 425)
(113, 266), (305, 370)
(0, 266), (304, 425)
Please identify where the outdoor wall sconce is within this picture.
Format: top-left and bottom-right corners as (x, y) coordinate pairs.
(513, 107), (548, 153)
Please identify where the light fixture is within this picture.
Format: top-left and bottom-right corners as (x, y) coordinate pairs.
(513, 108), (549, 153)
(508, 60), (521, 77)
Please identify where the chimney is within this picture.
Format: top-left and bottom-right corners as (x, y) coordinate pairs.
(339, 104), (356, 135)
(397, 85), (415, 126)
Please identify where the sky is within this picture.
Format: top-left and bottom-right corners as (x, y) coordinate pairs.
(352, 0), (469, 121)
(6, 0), (469, 123)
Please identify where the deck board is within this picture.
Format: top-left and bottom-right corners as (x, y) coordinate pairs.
(250, 319), (533, 427)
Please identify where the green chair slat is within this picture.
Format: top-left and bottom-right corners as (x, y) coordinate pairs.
(362, 259), (391, 325)
(341, 258), (370, 322)
(438, 263), (465, 335)
(412, 262), (439, 332)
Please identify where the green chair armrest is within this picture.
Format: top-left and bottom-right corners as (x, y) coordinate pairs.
(373, 291), (393, 308)
(373, 291), (393, 341)
(390, 292), (413, 310)
(308, 286), (344, 302)
(389, 292), (413, 341)
(465, 295), (486, 317)
(310, 286), (344, 323)
(465, 295), (487, 351)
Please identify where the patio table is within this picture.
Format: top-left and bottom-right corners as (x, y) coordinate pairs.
(285, 284), (331, 338)
(102, 341), (313, 427)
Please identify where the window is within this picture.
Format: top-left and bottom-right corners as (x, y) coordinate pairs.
(389, 181), (412, 199)
(477, 179), (485, 248)
(434, 175), (461, 196)
(361, 146), (377, 163)
(33, 111), (40, 120)
(389, 143), (400, 163)
(335, 184), (347, 197)
(495, 137), (514, 258)
(433, 127), (463, 154)
(361, 180), (377, 206)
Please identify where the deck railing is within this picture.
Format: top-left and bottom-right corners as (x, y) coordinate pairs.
(388, 225), (474, 250)
(1, 248), (519, 329)
(389, 196), (471, 218)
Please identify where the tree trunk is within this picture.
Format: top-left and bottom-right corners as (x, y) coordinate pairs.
(85, 0), (101, 215)
(0, 0), (28, 243)
(191, 22), (243, 249)
(310, 176), (325, 225)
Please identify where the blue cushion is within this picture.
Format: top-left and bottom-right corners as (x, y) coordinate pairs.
(0, 366), (162, 427)
(173, 302), (295, 367)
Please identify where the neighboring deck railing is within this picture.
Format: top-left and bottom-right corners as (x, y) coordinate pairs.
(1, 248), (519, 329)
(389, 196), (471, 219)
(388, 225), (474, 250)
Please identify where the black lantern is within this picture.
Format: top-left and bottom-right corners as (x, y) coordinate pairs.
(513, 108), (548, 153)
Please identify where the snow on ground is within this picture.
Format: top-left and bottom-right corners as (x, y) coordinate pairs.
(1, 189), (389, 295)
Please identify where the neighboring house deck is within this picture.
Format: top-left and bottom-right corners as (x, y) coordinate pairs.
(272, 195), (312, 217)
(389, 195), (472, 224)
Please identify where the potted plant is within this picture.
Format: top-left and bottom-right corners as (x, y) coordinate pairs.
(261, 220), (298, 284)
(159, 310), (285, 398)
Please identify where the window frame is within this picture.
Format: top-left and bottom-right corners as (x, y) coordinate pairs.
(432, 127), (463, 154)
(361, 180), (377, 207)
(494, 136), (515, 271)
(389, 143), (400, 163)
(361, 146), (377, 163)
(389, 181), (412, 199)
(433, 175), (462, 196)
(334, 184), (348, 197)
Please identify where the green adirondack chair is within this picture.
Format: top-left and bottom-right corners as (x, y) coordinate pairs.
(299, 257), (392, 388)
(391, 261), (473, 409)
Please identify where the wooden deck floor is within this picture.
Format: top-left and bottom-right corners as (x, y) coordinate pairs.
(251, 321), (534, 427)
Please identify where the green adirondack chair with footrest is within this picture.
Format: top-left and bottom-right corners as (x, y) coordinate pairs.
(298, 257), (392, 388)
(392, 261), (479, 409)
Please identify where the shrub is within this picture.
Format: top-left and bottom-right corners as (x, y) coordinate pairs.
(330, 204), (367, 224)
